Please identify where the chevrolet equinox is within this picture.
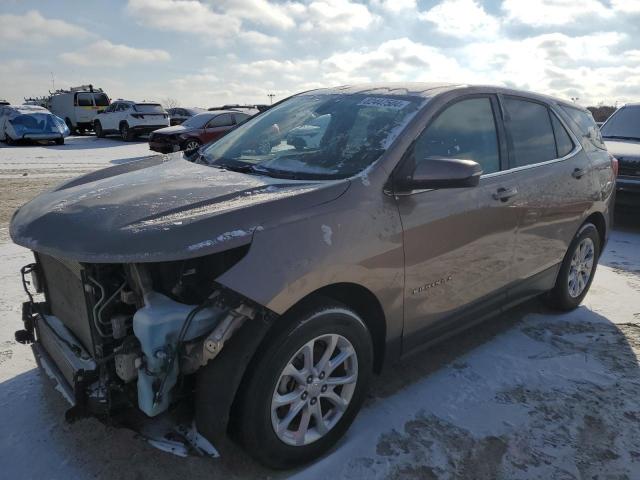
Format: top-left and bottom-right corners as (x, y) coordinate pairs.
(11, 83), (616, 468)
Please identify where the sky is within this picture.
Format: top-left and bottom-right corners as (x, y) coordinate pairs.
(1, 0), (639, 108)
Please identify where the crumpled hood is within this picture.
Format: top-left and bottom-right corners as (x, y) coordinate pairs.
(152, 125), (194, 136)
(10, 155), (350, 263)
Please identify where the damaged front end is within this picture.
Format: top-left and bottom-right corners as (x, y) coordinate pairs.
(15, 246), (275, 456)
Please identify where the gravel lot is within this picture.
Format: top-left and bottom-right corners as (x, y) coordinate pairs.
(0, 136), (639, 479)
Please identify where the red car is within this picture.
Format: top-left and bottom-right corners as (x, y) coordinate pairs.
(148, 110), (251, 154)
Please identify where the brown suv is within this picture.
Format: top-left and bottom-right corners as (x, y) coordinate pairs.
(11, 83), (615, 469)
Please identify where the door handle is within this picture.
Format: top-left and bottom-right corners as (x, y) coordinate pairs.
(493, 187), (518, 202)
(572, 168), (586, 179)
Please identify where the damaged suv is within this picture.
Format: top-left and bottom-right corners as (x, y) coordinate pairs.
(11, 83), (615, 469)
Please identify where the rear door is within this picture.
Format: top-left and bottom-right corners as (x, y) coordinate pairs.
(75, 93), (95, 124)
(497, 95), (594, 292)
(202, 113), (234, 143)
(396, 95), (520, 350)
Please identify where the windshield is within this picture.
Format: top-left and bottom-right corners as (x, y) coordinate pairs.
(182, 113), (214, 128)
(601, 105), (640, 140)
(200, 93), (424, 180)
(10, 113), (67, 134)
(134, 104), (164, 114)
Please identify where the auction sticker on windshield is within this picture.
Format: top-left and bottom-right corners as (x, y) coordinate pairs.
(357, 97), (410, 110)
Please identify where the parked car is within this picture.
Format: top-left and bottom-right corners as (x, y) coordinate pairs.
(600, 103), (640, 207)
(166, 107), (206, 126)
(149, 110), (250, 153)
(94, 100), (169, 141)
(0, 99), (10, 106)
(48, 85), (110, 134)
(11, 83), (615, 469)
(0, 104), (70, 145)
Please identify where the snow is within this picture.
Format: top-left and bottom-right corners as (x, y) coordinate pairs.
(321, 225), (333, 246)
(0, 138), (639, 478)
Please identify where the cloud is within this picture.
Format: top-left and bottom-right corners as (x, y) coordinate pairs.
(237, 30), (282, 47)
(502, 0), (613, 27)
(60, 40), (170, 67)
(371, 0), (417, 12)
(126, 0), (241, 41)
(300, 0), (378, 32)
(0, 10), (90, 44)
(419, 0), (500, 38)
(216, 0), (299, 29)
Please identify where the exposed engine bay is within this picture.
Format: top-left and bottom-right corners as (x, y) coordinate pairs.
(16, 245), (274, 454)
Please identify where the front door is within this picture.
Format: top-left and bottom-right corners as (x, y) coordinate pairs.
(396, 95), (520, 351)
(203, 113), (234, 143)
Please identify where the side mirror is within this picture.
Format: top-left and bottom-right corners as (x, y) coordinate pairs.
(396, 157), (483, 191)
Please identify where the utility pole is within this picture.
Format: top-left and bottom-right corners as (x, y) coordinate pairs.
(267, 93), (275, 105)
(571, 96), (579, 103)
(51, 72), (55, 92)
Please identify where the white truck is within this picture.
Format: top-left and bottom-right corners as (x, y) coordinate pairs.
(48, 85), (110, 134)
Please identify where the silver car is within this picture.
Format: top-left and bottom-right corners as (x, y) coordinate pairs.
(11, 83), (615, 468)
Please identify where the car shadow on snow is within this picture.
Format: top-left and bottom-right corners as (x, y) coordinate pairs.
(296, 300), (640, 480)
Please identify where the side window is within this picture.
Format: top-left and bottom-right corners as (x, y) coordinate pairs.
(503, 98), (556, 167)
(561, 105), (606, 150)
(550, 112), (574, 157)
(106, 103), (117, 112)
(413, 97), (500, 175)
(76, 93), (93, 107)
(234, 113), (250, 124)
(207, 113), (234, 127)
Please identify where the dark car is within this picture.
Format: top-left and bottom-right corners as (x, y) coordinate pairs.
(601, 103), (640, 207)
(11, 83), (615, 469)
(166, 107), (206, 126)
(149, 110), (251, 153)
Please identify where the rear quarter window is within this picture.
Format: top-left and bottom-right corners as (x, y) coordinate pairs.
(550, 113), (574, 157)
(76, 94), (93, 107)
(560, 105), (606, 150)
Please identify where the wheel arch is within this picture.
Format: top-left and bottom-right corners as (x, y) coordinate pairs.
(583, 211), (606, 251)
(198, 282), (387, 446)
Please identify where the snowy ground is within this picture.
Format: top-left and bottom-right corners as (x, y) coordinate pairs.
(0, 137), (639, 479)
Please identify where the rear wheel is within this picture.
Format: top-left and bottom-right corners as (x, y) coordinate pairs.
(120, 122), (133, 141)
(546, 223), (600, 311)
(218, 301), (373, 469)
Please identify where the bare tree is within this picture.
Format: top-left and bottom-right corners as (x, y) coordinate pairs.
(162, 97), (180, 109)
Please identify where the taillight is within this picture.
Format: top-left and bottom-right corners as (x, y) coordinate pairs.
(609, 153), (619, 177)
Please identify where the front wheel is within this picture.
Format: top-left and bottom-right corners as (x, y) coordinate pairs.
(224, 301), (373, 469)
(94, 121), (104, 138)
(120, 123), (133, 141)
(546, 223), (600, 311)
(183, 139), (201, 153)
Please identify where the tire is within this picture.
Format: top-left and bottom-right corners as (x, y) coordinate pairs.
(546, 223), (600, 311)
(120, 122), (133, 141)
(94, 121), (104, 138)
(183, 139), (201, 153)
(221, 300), (373, 469)
(55, 138), (64, 145)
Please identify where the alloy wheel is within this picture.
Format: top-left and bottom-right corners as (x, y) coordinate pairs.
(270, 333), (358, 446)
(568, 237), (595, 298)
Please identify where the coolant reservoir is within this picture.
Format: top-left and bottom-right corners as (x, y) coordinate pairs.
(133, 291), (222, 416)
